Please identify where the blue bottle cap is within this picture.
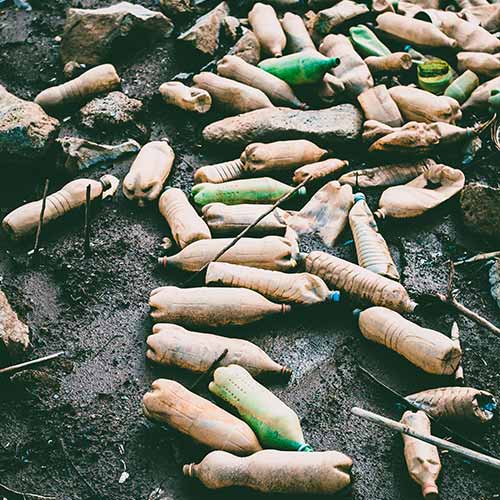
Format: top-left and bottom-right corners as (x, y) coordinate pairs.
(353, 308), (362, 320)
(328, 290), (341, 303)
(297, 187), (307, 196)
(403, 44), (412, 52)
(353, 192), (366, 203)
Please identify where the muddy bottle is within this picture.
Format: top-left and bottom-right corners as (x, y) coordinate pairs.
(192, 178), (306, 207)
(349, 193), (399, 281)
(417, 59), (453, 95)
(194, 159), (244, 184)
(248, 3), (286, 57)
(35, 64), (120, 112)
(401, 411), (441, 499)
(146, 323), (290, 378)
(457, 52), (500, 79)
(405, 387), (497, 424)
(2, 174), (118, 240)
(375, 164), (465, 219)
(313, 1), (370, 40)
(149, 286), (291, 328)
(228, 28), (261, 66)
(489, 89), (500, 113)
(462, 75), (500, 110)
(462, 4), (500, 33)
(158, 235), (298, 272)
(158, 187), (211, 249)
(159, 81), (212, 113)
(357, 85), (404, 127)
(388, 86), (461, 124)
(206, 262), (340, 305)
(210, 364), (310, 451)
(123, 140), (174, 207)
(355, 307), (461, 375)
(305, 251), (417, 313)
(183, 449), (353, 494)
(193, 72), (274, 115)
(293, 158), (349, 184)
(281, 12), (316, 53)
(444, 70), (479, 104)
(375, 13), (457, 49)
(258, 52), (340, 85)
(338, 159), (435, 188)
(349, 25), (391, 58)
(364, 53), (413, 75)
(216, 55), (306, 109)
(142, 379), (262, 455)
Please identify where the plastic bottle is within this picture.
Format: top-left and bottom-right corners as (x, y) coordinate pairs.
(123, 140), (174, 207)
(2, 175), (118, 240)
(355, 306), (461, 375)
(417, 59), (453, 95)
(192, 178), (306, 207)
(489, 89), (500, 113)
(209, 364), (310, 451)
(457, 52), (500, 79)
(313, 1), (370, 39)
(305, 251), (417, 313)
(158, 187), (211, 249)
(293, 158), (349, 184)
(444, 70), (479, 104)
(159, 81), (212, 113)
(349, 193), (399, 281)
(194, 159), (244, 184)
(364, 52), (413, 74)
(258, 52), (340, 85)
(142, 379), (262, 455)
(206, 262), (340, 305)
(34, 64), (120, 111)
(400, 411), (441, 499)
(193, 72), (274, 115)
(146, 323), (290, 378)
(158, 235), (298, 272)
(357, 85), (404, 127)
(349, 25), (391, 57)
(183, 449), (352, 494)
(149, 286), (291, 328)
(405, 387), (497, 424)
(462, 75), (500, 110)
(248, 3), (286, 57)
(216, 55), (306, 109)
(281, 12), (316, 53)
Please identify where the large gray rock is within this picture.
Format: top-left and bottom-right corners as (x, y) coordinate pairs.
(202, 104), (363, 147)
(0, 289), (30, 358)
(60, 2), (174, 65)
(0, 85), (60, 165)
(460, 182), (500, 241)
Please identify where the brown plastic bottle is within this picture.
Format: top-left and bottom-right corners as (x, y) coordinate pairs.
(158, 187), (211, 249)
(142, 379), (262, 455)
(457, 52), (500, 78)
(349, 193), (400, 280)
(248, 3), (286, 57)
(305, 251), (417, 313)
(202, 203), (291, 236)
(357, 85), (404, 127)
(183, 449), (352, 494)
(401, 411), (441, 499)
(149, 286), (291, 327)
(123, 140), (175, 207)
(2, 174), (118, 240)
(206, 261), (340, 305)
(364, 52), (413, 74)
(159, 81), (212, 113)
(194, 159), (244, 184)
(158, 235), (298, 272)
(146, 323), (290, 377)
(193, 72), (274, 114)
(293, 158), (349, 184)
(281, 12), (316, 53)
(355, 306), (461, 375)
(34, 64), (120, 112)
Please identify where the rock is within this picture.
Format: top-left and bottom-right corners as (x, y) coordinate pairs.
(0, 289), (30, 358)
(202, 104), (363, 147)
(63, 61), (87, 80)
(60, 2), (174, 65)
(460, 183), (500, 241)
(0, 85), (60, 166)
(228, 28), (261, 65)
(79, 91), (148, 141)
(178, 1), (229, 56)
(160, 0), (193, 17)
(57, 137), (141, 175)
(223, 16), (242, 43)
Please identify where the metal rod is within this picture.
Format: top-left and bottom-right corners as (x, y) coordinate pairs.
(0, 351), (64, 375)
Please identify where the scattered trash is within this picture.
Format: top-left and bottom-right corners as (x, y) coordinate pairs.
(444, 69), (479, 104)
(293, 158), (348, 184)
(451, 321), (464, 384)
(227, 28), (261, 65)
(364, 52), (413, 75)
(248, 3), (286, 57)
(457, 52), (500, 78)
(462, 75), (500, 109)
(159, 82), (212, 113)
(358, 85), (403, 127)
(281, 12), (316, 53)
(312, 1), (369, 41)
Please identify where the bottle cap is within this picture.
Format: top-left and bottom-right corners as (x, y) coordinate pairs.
(297, 443), (314, 452)
(352, 308), (362, 321)
(328, 290), (341, 303)
(422, 482), (439, 498)
(297, 187), (307, 196)
(353, 192), (365, 203)
(403, 44), (412, 52)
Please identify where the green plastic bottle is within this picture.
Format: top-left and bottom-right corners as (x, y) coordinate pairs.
(258, 53), (340, 86)
(489, 89), (500, 113)
(191, 178), (306, 207)
(209, 364), (312, 451)
(417, 59), (453, 95)
(444, 70), (479, 104)
(349, 25), (391, 58)
(403, 45), (430, 65)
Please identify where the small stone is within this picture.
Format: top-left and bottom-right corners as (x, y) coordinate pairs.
(54, 35), (62, 43)
(0, 289), (30, 358)
(202, 104), (363, 147)
(63, 61), (86, 79)
(460, 183), (500, 242)
(0, 85), (60, 166)
(160, 0), (193, 17)
(178, 1), (229, 56)
(227, 28), (261, 65)
(60, 2), (174, 65)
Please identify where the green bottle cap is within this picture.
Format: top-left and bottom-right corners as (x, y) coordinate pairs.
(297, 443), (314, 452)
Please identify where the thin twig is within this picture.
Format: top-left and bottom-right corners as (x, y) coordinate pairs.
(454, 251), (500, 266)
(0, 482), (55, 500)
(0, 351), (64, 375)
(31, 178), (50, 258)
(84, 184), (91, 257)
(190, 349), (228, 391)
(450, 321), (464, 385)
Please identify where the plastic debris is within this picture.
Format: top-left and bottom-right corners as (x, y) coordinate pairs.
(248, 3), (286, 57)
(159, 82), (212, 113)
(417, 59), (453, 95)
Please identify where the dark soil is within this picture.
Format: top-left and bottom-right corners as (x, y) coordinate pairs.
(0, 1), (499, 500)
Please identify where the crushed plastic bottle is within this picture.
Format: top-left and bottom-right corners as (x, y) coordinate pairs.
(248, 3), (286, 57)
(159, 81), (212, 113)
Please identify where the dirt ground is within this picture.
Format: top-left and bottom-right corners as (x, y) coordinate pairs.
(0, 1), (499, 499)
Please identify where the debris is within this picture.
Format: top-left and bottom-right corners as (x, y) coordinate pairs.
(222, 16), (241, 43)
(60, 2), (174, 65)
(0, 482), (54, 500)
(357, 85), (404, 127)
(84, 184), (91, 257)
(457, 52), (500, 79)
(281, 12), (316, 53)
(63, 61), (86, 80)
(194, 158), (244, 184)
(454, 251), (500, 266)
(31, 178), (50, 259)
(227, 28), (261, 65)
(122, 140), (174, 207)
(248, 3), (286, 57)
(364, 52), (413, 75)
(490, 89), (500, 113)
(444, 69), (480, 104)
(159, 82), (212, 113)
(149, 286), (291, 327)
(159, 0), (193, 17)
(349, 24), (391, 57)
(451, 321), (464, 384)
(118, 471), (129, 484)
(293, 158), (348, 184)
(0, 351), (64, 376)
(489, 259), (500, 309)
(462, 75), (500, 110)
(0, 289), (30, 358)
(417, 59), (453, 94)
(313, 1), (369, 40)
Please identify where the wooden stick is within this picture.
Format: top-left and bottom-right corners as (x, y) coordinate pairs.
(0, 482), (55, 500)
(352, 407), (500, 470)
(454, 251), (500, 266)
(84, 184), (91, 257)
(190, 349), (228, 391)
(31, 178), (50, 258)
(0, 351), (64, 375)
(450, 321), (464, 384)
